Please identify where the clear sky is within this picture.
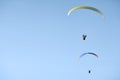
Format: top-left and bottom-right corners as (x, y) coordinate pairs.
(0, 0), (120, 80)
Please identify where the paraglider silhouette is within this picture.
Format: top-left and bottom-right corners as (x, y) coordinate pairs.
(82, 34), (87, 40)
(80, 52), (98, 79)
(88, 70), (91, 74)
(67, 3), (104, 80)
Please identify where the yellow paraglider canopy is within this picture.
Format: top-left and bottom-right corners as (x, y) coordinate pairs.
(68, 6), (104, 18)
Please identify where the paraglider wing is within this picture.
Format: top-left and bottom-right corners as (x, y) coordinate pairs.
(68, 6), (104, 18)
(80, 52), (98, 58)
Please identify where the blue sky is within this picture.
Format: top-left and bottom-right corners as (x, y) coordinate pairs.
(0, 0), (120, 80)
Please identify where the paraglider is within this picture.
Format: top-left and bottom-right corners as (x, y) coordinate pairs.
(68, 6), (104, 18)
(88, 70), (91, 74)
(82, 34), (87, 40)
(80, 52), (98, 58)
(67, 3), (103, 80)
